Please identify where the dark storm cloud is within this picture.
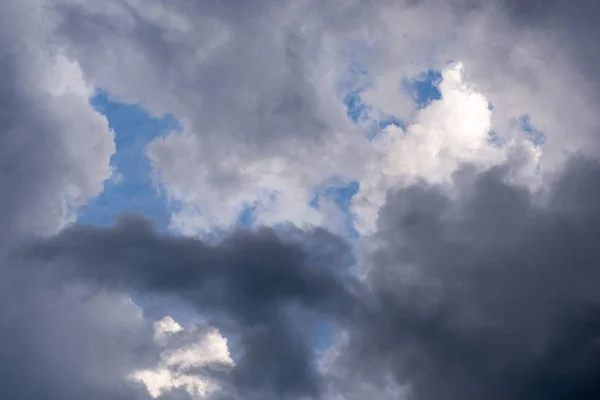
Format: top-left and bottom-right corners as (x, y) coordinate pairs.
(27, 217), (358, 399)
(335, 157), (600, 400)
(24, 155), (600, 400)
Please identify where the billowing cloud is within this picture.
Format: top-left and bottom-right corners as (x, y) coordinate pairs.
(351, 62), (542, 234)
(130, 316), (234, 398)
(23, 154), (600, 400)
(329, 156), (600, 400)
(26, 216), (357, 399)
(51, 0), (373, 234)
(45, 0), (600, 235)
(4, 0), (600, 399)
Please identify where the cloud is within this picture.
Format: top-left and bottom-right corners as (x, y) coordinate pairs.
(4, 0), (600, 399)
(0, 2), (150, 399)
(351, 62), (537, 234)
(26, 216), (357, 399)
(130, 316), (234, 398)
(329, 156), (600, 400)
(0, 1), (115, 239)
(50, 0), (375, 233)
(22, 154), (600, 400)
(46, 0), (600, 235)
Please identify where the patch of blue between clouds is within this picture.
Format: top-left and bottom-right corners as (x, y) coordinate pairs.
(344, 90), (405, 137)
(78, 91), (198, 324)
(234, 193), (280, 229)
(403, 69), (442, 109)
(486, 103), (504, 147)
(343, 68), (443, 139)
(518, 114), (546, 146)
(332, 67), (444, 239)
(487, 112), (546, 148)
(341, 62), (405, 138)
(236, 206), (256, 228)
(77, 90), (178, 232)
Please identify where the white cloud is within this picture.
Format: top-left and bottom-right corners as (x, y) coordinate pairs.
(147, 120), (368, 235)
(131, 316), (234, 399)
(50, 0), (587, 238)
(351, 63), (541, 234)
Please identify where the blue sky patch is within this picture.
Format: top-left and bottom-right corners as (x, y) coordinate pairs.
(487, 130), (504, 147)
(518, 114), (546, 146)
(341, 61), (406, 138)
(345, 89), (369, 124)
(344, 68), (443, 139)
(344, 91), (406, 139)
(77, 91), (178, 231)
(236, 205), (257, 228)
(403, 69), (442, 109)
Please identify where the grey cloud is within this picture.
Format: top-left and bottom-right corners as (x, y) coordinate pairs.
(0, 1), (161, 399)
(26, 217), (358, 399)
(334, 156), (600, 400)
(4, 0), (600, 399)
(0, 270), (157, 400)
(0, 1), (115, 241)
(24, 155), (600, 400)
(49, 0), (600, 143)
(51, 0), (361, 151)
(47, 0), (380, 232)
(499, 0), (600, 97)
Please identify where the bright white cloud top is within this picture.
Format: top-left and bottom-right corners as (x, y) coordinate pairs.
(131, 316), (234, 398)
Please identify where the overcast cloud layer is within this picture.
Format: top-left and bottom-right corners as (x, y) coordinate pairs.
(3, 0), (600, 399)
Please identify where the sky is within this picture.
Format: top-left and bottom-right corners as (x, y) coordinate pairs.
(3, 0), (600, 399)
(77, 91), (176, 231)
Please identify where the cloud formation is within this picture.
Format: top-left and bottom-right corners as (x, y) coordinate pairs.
(130, 316), (234, 398)
(0, 2), (142, 400)
(46, 0), (600, 234)
(27, 217), (357, 399)
(331, 156), (600, 400)
(23, 154), (600, 400)
(3, 0), (600, 399)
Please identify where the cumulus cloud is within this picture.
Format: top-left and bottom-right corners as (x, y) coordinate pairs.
(50, 0), (374, 234)
(328, 156), (600, 400)
(23, 155), (600, 400)
(26, 216), (357, 399)
(45, 0), (600, 235)
(131, 316), (234, 398)
(4, 0), (600, 399)
(351, 62), (541, 234)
